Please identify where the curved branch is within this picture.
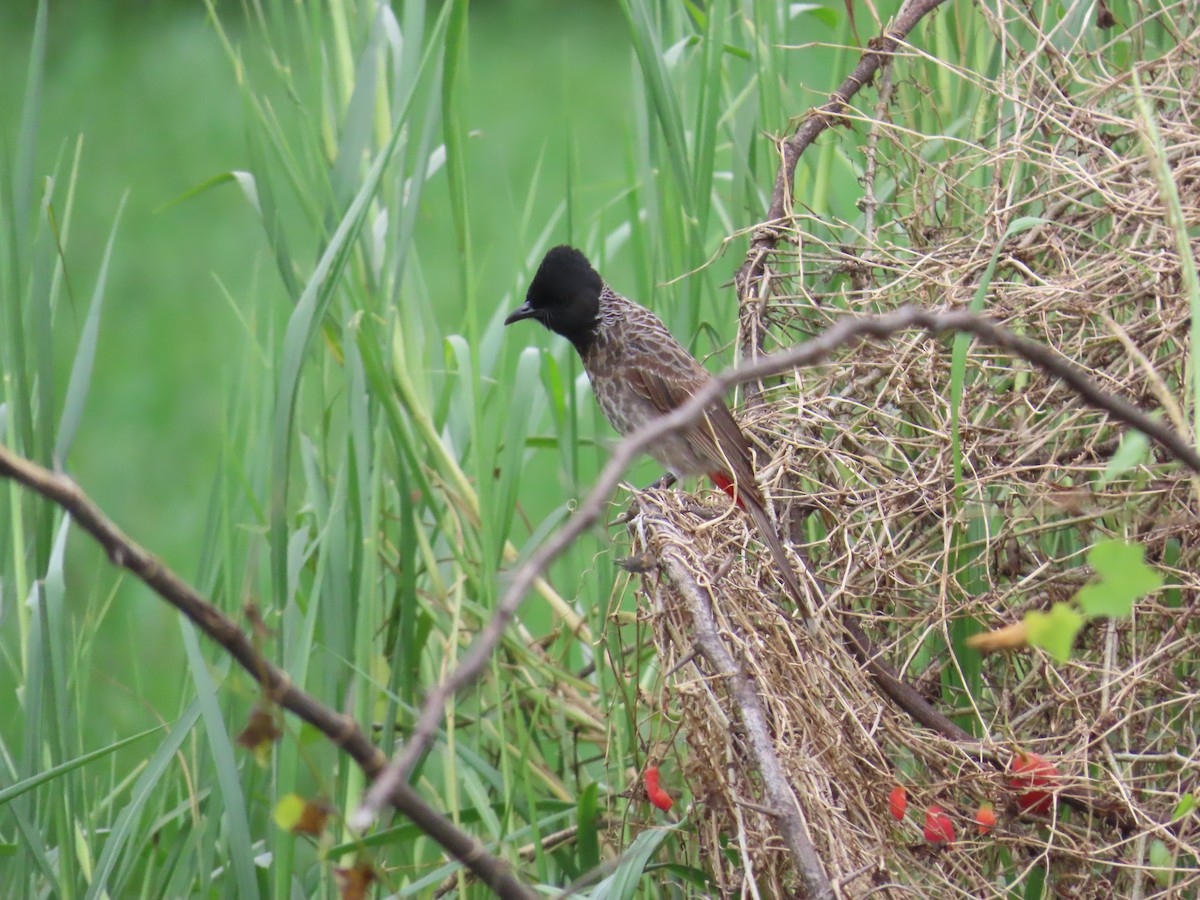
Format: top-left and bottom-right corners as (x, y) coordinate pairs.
(355, 304), (1197, 826)
(735, 0), (952, 364)
(0, 447), (537, 900)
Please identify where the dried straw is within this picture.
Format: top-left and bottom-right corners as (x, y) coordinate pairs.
(626, 5), (1200, 896)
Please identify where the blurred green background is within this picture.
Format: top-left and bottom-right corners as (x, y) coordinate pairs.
(1, 0), (843, 722)
(0, 0), (637, 559)
(0, 0), (639, 729)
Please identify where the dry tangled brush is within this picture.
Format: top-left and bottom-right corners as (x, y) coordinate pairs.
(627, 4), (1200, 897)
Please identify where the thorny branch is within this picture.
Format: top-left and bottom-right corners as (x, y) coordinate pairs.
(0, 446), (538, 900)
(735, 0), (952, 370)
(356, 304), (1199, 827)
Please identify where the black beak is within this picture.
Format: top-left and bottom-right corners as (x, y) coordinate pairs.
(504, 301), (538, 326)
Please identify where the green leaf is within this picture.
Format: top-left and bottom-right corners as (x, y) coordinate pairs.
(576, 782), (601, 872)
(1076, 583), (1125, 619)
(1088, 540), (1159, 585)
(55, 195), (125, 463)
(789, 4), (840, 27)
(656, 863), (717, 889)
(154, 170), (260, 215)
(1172, 793), (1197, 822)
(1149, 838), (1173, 887)
(180, 619), (257, 898)
(1022, 866), (1046, 900)
(1097, 427), (1151, 488)
(590, 825), (679, 900)
(0, 724), (163, 805)
(1133, 71), (1200, 445)
(83, 702), (202, 900)
(1025, 603), (1084, 663)
(949, 215), (1049, 492)
(1077, 540), (1163, 618)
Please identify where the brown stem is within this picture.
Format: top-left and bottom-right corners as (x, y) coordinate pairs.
(736, 0), (953, 372)
(0, 446), (537, 900)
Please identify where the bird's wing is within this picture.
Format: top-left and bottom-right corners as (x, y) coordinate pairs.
(617, 312), (759, 491)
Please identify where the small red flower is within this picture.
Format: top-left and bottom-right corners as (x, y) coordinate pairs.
(923, 805), (956, 845)
(1008, 751), (1059, 814)
(888, 785), (907, 821)
(975, 800), (996, 834)
(645, 766), (673, 812)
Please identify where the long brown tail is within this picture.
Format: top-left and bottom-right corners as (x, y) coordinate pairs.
(711, 472), (816, 619)
(743, 493), (817, 620)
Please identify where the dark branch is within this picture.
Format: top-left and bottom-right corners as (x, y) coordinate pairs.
(761, 0), (951, 237)
(0, 446), (537, 900)
(356, 304), (1197, 825)
(735, 0), (952, 366)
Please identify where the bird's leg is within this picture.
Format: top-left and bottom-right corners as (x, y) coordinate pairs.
(610, 473), (679, 527)
(645, 472), (677, 492)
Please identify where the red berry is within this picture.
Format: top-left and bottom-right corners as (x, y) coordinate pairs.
(889, 785), (907, 821)
(644, 766), (674, 812)
(1008, 751), (1058, 814)
(975, 801), (996, 834)
(923, 805), (956, 845)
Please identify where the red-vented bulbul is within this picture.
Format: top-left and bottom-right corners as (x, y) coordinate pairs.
(505, 245), (814, 616)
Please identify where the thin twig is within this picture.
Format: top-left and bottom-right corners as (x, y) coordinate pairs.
(861, 56), (896, 248)
(433, 824), (586, 899)
(355, 304), (1196, 826)
(0, 446), (538, 900)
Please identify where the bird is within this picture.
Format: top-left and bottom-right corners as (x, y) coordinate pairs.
(504, 244), (815, 618)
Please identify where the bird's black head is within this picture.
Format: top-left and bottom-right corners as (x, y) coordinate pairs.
(505, 245), (603, 350)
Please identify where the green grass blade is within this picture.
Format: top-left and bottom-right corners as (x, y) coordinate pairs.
(948, 215), (1046, 491)
(11, 0), (48, 259)
(620, 0), (693, 215)
(1132, 71), (1200, 445)
(179, 620), (258, 899)
(590, 824), (679, 899)
(0, 725), (163, 805)
(82, 701), (202, 900)
(268, 123), (407, 603)
(494, 346), (542, 554)
(54, 195), (125, 464)
(330, 6), (385, 212)
(441, 0), (473, 326)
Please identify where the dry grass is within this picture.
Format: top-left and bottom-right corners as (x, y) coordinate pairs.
(624, 4), (1200, 896)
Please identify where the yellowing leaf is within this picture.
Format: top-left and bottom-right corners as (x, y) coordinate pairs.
(274, 794), (306, 832)
(966, 620), (1028, 654)
(273, 793), (332, 836)
(1025, 603), (1083, 662)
